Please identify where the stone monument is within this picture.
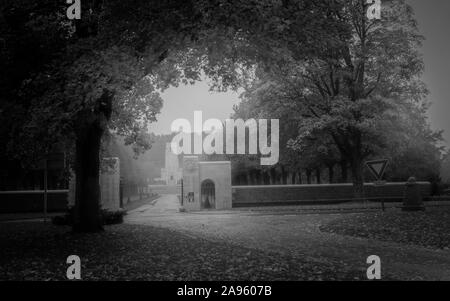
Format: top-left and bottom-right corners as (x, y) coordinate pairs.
(68, 157), (121, 211)
(402, 177), (425, 211)
(181, 156), (232, 211)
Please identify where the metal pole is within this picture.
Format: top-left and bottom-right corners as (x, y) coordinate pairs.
(44, 158), (48, 223)
(119, 179), (123, 208)
(181, 179), (183, 206)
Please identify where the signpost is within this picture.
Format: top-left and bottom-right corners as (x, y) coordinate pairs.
(365, 159), (389, 211)
(181, 179), (184, 206)
(366, 159), (389, 182)
(44, 159), (48, 222)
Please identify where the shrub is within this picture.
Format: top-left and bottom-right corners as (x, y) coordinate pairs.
(101, 209), (126, 225)
(52, 208), (126, 226)
(51, 214), (71, 226)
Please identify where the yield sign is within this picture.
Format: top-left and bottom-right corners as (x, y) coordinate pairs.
(365, 159), (389, 181)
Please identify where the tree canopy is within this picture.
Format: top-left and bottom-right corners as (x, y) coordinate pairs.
(1, 0), (350, 231)
(232, 0), (443, 195)
(2, 0), (445, 230)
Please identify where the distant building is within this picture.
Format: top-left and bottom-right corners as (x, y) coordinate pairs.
(155, 143), (182, 185)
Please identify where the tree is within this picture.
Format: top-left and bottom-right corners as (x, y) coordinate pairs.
(233, 73), (343, 185)
(235, 0), (429, 197)
(0, 0), (71, 167)
(381, 101), (444, 184)
(441, 151), (450, 186)
(1, 0), (345, 231)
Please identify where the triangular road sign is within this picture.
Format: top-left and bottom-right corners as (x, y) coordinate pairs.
(365, 159), (389, 181)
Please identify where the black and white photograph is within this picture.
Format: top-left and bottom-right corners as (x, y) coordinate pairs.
(1, 0), (450, 289)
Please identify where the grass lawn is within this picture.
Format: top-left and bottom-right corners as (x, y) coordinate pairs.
(0, 221), (364, 281)
(320, 207), (450, 250)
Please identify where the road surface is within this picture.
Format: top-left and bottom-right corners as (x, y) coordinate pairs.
(125, 194), (450, 280)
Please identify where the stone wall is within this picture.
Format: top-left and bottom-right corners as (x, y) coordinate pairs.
(0, 190), (68, 213)
(1, 158), (121, 214)
(232, 182), (432, 207)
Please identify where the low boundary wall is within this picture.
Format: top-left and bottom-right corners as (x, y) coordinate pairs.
(0, 190), (69, 213)
(232, 182), (432, 207)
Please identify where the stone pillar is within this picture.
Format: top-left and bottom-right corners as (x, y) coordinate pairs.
(67, 157), (121, 211)
(199, 161), (232, 210)
(68, 171), (76, 208)
(182, 156), (200, 211)
(402, 177), (425, 211)
(100, 157), (120, 211)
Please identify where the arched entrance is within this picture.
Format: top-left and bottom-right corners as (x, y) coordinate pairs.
(201, 179), (215, 209)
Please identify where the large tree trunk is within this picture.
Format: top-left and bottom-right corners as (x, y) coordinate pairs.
(350, 155), (365, 200)
(233, 174), (239, 186)
(275, 167), (281, 184)
(251, 170), (257, 185)
(73, 120), (104, 233)
(327, 164), (334, 184)
(316, 168), (321, 184)
(246, 171), (252, 185)
(241, 174), (245, 185)
(306, 169), (312, 184)
(263, 171), (270, 185)
(281, 166), (288, 184)
(255, 169), (262, 185)
(269, 168), (276, 185)
(340, 160), (348, 183)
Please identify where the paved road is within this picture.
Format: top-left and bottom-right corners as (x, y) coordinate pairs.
(148, 185), (180, 195)
(125, 194), (450, 280)
(127, 194), (180, 216)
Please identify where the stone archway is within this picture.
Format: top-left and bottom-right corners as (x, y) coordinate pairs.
(201, 179), (215, 209)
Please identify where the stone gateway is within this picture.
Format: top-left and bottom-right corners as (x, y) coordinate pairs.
(181, 156), (232, 211)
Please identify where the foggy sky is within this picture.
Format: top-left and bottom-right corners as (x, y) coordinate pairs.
(408, 0), (450, 147)
(150, 0), (450, 147)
